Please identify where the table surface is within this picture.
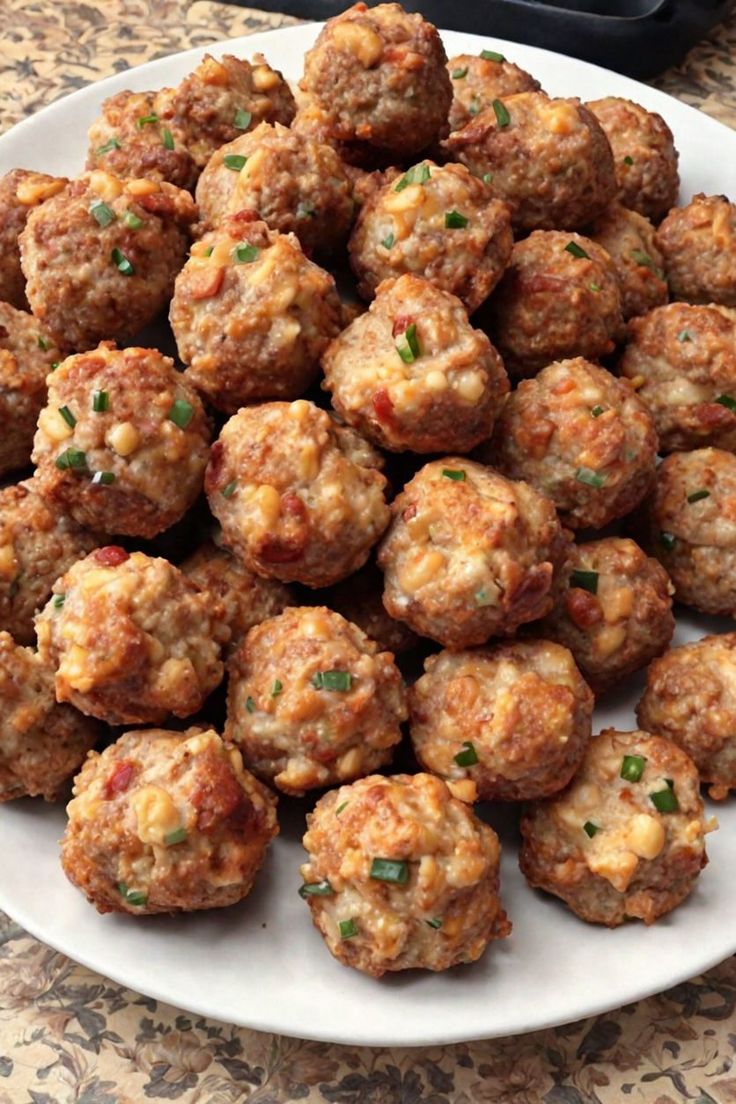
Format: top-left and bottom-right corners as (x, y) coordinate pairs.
(2, 2), (736, 1101)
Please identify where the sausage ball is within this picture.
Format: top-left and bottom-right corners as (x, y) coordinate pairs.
(377, 458), (568, 648)
(322, 274), (509, 454)
(409, 639), (593, 803)
(638, 634), (736, 800)
(170, 213), (342, 413)
(586, 203), (668, 321)
(32, 343), (210, 539)
(444, 92), (616, 233)
(0, 301), (61, 476)
(299, 2), (452, 159)
(485, 231), (623, 378)
(0, 632), (100, 803)
(586, 97), (679, 223)
(645, 447), (736, 616)
(486, 358), (657, 530)
(300, 772), (510, 976)
(447, 50), (542, 133)
(226, 606), (407, 795)
(655, 194), (736, 307)
(61, 726), (278, 915)
(620, 303), (736, 453)
(206, 400), (390, 587)
(19, 172), (197, 353)
(194, 122), (354, 258)
(324, 561), (419, 655)
(158, 52), (296, 169)
(519, 728), (710, 926)
(0, 169), (67, 309)
(540, 538), (675, 694)
(35, 547), (228, 725)
(348, 160), (512, 312)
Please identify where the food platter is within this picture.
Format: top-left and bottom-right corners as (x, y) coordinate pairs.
(1, 22), (736, 1048)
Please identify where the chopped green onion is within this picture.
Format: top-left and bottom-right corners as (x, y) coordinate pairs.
(96, 137), (121, 154)
(203, 245), (214, 257)
(442, 468), (466, 481)
(425, 916), (443, 929)
(576, 466), (606, 488)
(91, 471), (115, 485)
(234, 108), (252, 130)
(55, 447), (87, 471)
(687, 489), (710, 504)
(370, 858), (409, 885)
(623, 155), (634, 165)
(223, 154), (248, 171)
(51, 361), (60, 371)
(37, 334), (50, 351)
(650, 786), (679, 813)
(167, 399), (194, 429)
(52, 594), (66, 609)
(336, 802), (348, 815)
(299, 880), (334, 898)
(481, 172), (493, 184)
(233, 243), (259, 264)
(111, 248), (134, 276)
(659, 531), (677, 551)
(591, 405), (605, 417)
(569, 568), (598, 594)
(396, 322), (420, 363)
(222, 480), (238, 498)
(715, 394), (736, 412)
(468, 99), (481, 117)
(589, 282), (602, 292)
(92, 389), (109, 412)
(481, 49), (505, 62)
(123, 210), (144, 229)
(492, 99), (510, 127)
(451, 67), (468, 79)
(394, 163), (431, 192)
(137, 113), (159, 127)
(583, 821), (599, 838)
(381, 232), (395, 249)
(454, 741), (479, 767)
(630, 249), (664, 277)
(621, 754), (646, 783)
(117, 882), (148, 907)
(296, 201), (317, 220)
(271, 679), (283, 697)
(565, 241), (590, 260)
(445, 210), (469, 229)
(677, 330), (692, 343)
(339, 918), (358, 939)
(311, 670), (353, 692)
(164, 827), (188, 846)
(58, 405), (76, 428)
(162, 128), (175, 150)
(474, 588), (493, 606)
(91, 201), (116, 227)
(245, 696), (255, 713)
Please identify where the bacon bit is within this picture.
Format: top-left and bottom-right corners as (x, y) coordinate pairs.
(373, 388), (396, 425)
(391, 314), (414, 338)
(259, 537), (304, 563)
(402, 503), (417, 522)
(204, 441), (225, 494)
(188, 265), (225, 300)
(192, 758), (253, 832)
(565, 588), (603, 629)
(516, 272), (570, 295)
(223, 208), (261, 235)
(93, 545), (129, 567)
(700, 402), (736, 428)
(280, 492), (306, 518)
(103, 760), (135, 799)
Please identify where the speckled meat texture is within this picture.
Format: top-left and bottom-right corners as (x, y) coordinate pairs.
(61, 726), (278, 915)
(206, 400), (390, 588)
(446, 51), (542, 133)
(35, 547), (228, 725)
(409, 639), (593, 803)
(300, 772), (510, 976)
(32, 343), (210, 539)
(655, 193), (736, 307)
(323, 560), (419, 655)
(444, 92), (616, 233)
(170, 213), (342, 413)
(348, 160), (512, 312)
(322, 273), (509, 454)
(377, 457), (569, 648)
(586, 202), (668, 321)
(0, 301), (61, 477)
(0, 169), (68, 309)
(520, 728), (710, 926)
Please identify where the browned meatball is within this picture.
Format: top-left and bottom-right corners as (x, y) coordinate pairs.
(348, 160), (512, 311)
(520, 728), (710, 926)
(410, 639), (593, 803)
(0, 631), (100, 802)
(0, 301), (61, 476)
(61, 726), (278, 915)
(324, 561), (419, 655)
(485, 231), (623, 378)
(300, 772), (510, 976)
(206, 400), (390, 588)
(323, 274), (509, 454)
(170, 213), (342, 413)
(586, 203), (668, 321)
(486, 358), (657, 530)
(35, 547), (228, 725)
(0, 169), (67, 309)
(447, 50), (542, 133)
(299, 2), (452, 159)
(540, 538), (674, 694)
(586, 97), (679, 223)
(444, 92), (616, 233)
(20, 172), (197, 353)
(620, 303), (736, 452)
(32, 343), (210, 539)
(377, 458), (568, 648)
(655, 194), (736, 307)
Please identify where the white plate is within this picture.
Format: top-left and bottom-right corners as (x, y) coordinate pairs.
(1, 23), (735, 1048)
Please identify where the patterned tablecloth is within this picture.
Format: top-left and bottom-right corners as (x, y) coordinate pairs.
(2, 3), (736, 1101)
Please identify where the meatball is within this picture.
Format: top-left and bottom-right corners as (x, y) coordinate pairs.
(0, 169), (67, 309)
(299, 2), (452, 159)
(484, 231), (623, 378)
(35, 547), (228, 725)
(638, 634), (736, 801)
(586, 203), (668, 321)
(324, 561), (419, 655)
(170, 213), (342, 413)
(206, 400), (389, 587)
(32, 343), (210, 539)
(409, 639), (593, 803)
(0, 301), (61, 476)
(158, 52), (296, 169)
(226, 606), (406, 795)
(586, 97), (679, 223)
(486, 358), (657, 530)
(619, 303), (736, 453)
(444, 92), (616, 233)
(300, 772), (510, 976)
(322, 274), (509, 454)
(0, 632), (100, 802)
(61, 726), (278, 915)
(194, 122), (354, 258)
(20, 172), (197, 353)
(377, 458), (568, 648)
(655, 194), (736, 307)
(540, 538), (675, 694)
(447, 51), (542, 133)
(645, 447), (736, 615)
(519, 728), (710, 926)
(348, 160), (512, 312)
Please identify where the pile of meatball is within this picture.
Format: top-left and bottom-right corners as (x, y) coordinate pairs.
(2, 0), (734, 979)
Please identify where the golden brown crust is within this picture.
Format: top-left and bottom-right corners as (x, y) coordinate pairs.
(586, 202), (668, 321)
(86, 90), (198, 190)
(323, 561), (419, 655)
(0, 168), (68, 310)
(447, 53), (542, 133)
(655, 193), (736, 307)
(0, 301), (61, 476)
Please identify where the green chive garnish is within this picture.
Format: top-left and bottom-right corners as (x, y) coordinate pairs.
(245, 696), (255, 713)
(590, 282), (602, 292)
(569, 568), (598, 594)
(621, 754), (646, 783)
(454, 741), (478, 767)
(339, 918), (358, 939)
(203, 246), (214, 257)
(442, 468), (465, 481)
(481, 172), (493, 183)
(425, 917), (443, 929)
(583, 821), (599, 838)
(271, 679), (283, 697)
(650, 786), (679, 813)
(55, 447), (87, 471)
(51, 361), (60, 371)
(91, 201), (116, 227)
(234, 108), (252, 130)
(296, 201), (317, 220)
(37, 335), (50, 351)
(396, 322), (420, 363)
(481, 49), (505, 61)
(91, 471), (115, 485)
(468, 99), (481, 117)
(381, 232), (395, 249)
(137, 113), (159, 127)
(678, 330), (692, 343)
(111, 248), (134, 276)
(336, 802), (348, 815)
(164, 827), (188, 846)
(474, 588), (493, 605)
(445, 210), (469, 229)
(311, 670), (353, 692)
(451, 67), (468, 79)
(234, 243), (259, 264)
(299, 880), (334, 898)
(162, 128), (175, 150)
(715, 394), (736, 412)
(96, 137), (121, 154)
(123, 210), (144, 229)
(58, 405), (76, 428)
(117, 882), (147, 906)
(659, 531), (676, 551)
(168, 399), (194, 429)
(223, 154), (247, 171)
(576, 466), (606, 488)
(53, 594), (66, 609)
(565, 241), (590, 260)
(370, 858), (409, 885)
(687, 489), (710, 504)
(92, 389), (109, 412)
(591, 405), (605, 417)
(630, 249), (664, 277)
(394, 163), (431, 192)
(492, 99), (510, 127)
(623, 155), (634, 165)
(222, 480), (237, 498)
